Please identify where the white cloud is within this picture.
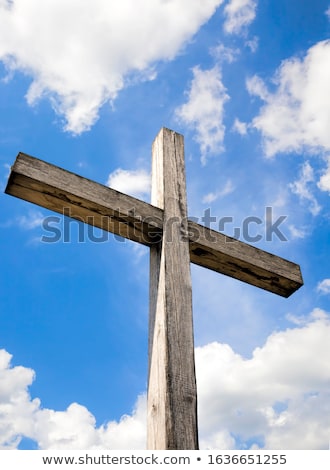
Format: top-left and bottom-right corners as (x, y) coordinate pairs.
(232, 118), (248, 135)
(318, 157), (330, 193)
(286, 308), (328, 326)
(0, 163), (11, 191)
(317, 279), (330, 295)
(247, 40), (330, 157)
(1, 310), (330, 449)
(0, 0), (224, 134)
(17, 210), (45, 230)
(223, 0), (257, 35)
(246, 74), (268, 101)
(245, 35), (259, 53)
(176, 66), (229, 165)
(288, 224), (306, 240)
(202, 179), (234, 203)
(0, 350), (39, 449)
(196, 311), (330, 449)
(0, 210), (45, 232)
(34, 396), (147, 450)
(289, 162), (321, 216)
(0, 348), (146, 449)
(96, 395), (146, 450)
(211, 43), (240, 64)
(326, 7), (330, 20)
(107, 168), (150, 200)
(3, 163), (10, 178)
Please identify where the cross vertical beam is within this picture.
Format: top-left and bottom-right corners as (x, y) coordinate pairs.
(148, 128), (198, 449)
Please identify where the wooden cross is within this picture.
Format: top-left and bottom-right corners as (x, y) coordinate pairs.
(5, 127), (303, 450)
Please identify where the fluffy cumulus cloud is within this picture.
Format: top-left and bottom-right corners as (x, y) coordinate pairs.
(1, 310), (330, 449)
(196, 309), (330, 449)
(176, 66), (229, 165)
(107, 168), (151, 200)
(223, 0), (257, 35)
(0, 349), (146, 449)
(247, 40), (330, 157)
(0, 350), (39, 449)
(34, 397), (147, 450)
(0, 0), (223, 134)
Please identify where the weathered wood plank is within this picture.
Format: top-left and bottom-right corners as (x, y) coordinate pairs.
(5, 153), (163, 246)
(148, 128), (198, 449)
(188, 222), (303, 298)
(5, 152), (303, 297)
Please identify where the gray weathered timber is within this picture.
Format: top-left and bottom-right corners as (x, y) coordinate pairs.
(5, 153), (303, 297)
(188, 222), (302, 298)
(5, 153), (163, 246)
(148, 128), (198, 449)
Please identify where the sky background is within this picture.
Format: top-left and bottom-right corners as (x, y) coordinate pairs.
(0, 0), (330, 450)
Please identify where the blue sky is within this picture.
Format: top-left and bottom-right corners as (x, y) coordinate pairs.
(0, 0), (330, 450)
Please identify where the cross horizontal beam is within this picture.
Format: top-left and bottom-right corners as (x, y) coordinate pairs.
(5, 152), (303, 297)
(6, 153), (163, 246)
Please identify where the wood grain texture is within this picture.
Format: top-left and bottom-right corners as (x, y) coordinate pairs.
(5, 153), (163, 246)
(188, 222), (303, 298)
(5, 152), (303, 297)
(148, 128), (198, 449)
